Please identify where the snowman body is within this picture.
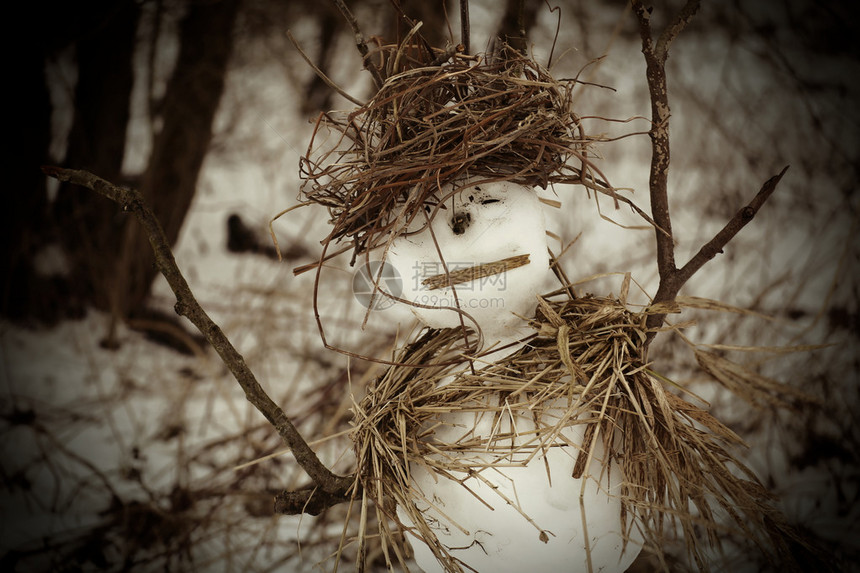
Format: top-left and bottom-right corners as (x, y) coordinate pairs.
(385, 182), (643, 572)
(403, 406), (638, 573)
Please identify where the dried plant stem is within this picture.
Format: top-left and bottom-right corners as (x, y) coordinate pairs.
(350, 293), (812, 571)
(42, 166), (353, 509)
(422, 254), (530, 290)
(630, 1), (787, 344)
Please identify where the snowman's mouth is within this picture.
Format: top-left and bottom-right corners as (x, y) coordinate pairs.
(421, 254), (531, 290)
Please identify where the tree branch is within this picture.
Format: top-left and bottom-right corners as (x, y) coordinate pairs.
(675, 165), (789, 287)
(332, 0), (384, 88)
(287, 30), (364, 107)
(42, 166), (354, 510)
(460, 0), (470, 54)
(630, 1), (785, 345)
(631, 0), (678, 295)
(655, 0), (700, 61)
(275, 486), (355, 516)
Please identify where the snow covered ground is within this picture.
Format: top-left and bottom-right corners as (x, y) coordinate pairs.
(3, 1), (858, 571)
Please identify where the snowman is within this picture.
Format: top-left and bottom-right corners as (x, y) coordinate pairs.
(376, 179), (644, 573)
(293, 34), (650, 570)
(297, 35), (797, 572)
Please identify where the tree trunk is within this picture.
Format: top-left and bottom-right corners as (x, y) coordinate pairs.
(44, 0), (239, 332)
(46, 0), (141, 322)
(117, 0), (241, 318)
(2, 21), (55, 321)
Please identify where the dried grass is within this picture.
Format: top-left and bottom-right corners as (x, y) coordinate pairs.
(291, 33), (817, 573)
(347, 293), (815, 572)
(298, 42), (618, 266)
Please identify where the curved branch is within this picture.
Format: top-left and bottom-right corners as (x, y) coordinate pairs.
(287, 30), (364, 107)
(42, 166), (354, 501)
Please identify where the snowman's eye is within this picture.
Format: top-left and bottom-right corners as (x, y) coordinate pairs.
(480, 199), (500, 205)
(451, 212), (471, 235)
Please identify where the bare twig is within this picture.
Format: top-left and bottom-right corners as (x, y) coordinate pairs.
(644, 166), (789, 335)
(629, 1), (787, 345)
(42, 166), (354, 511)
(543, 0), (561, 68)
(287, 30), (364, 106)
(460, 0), (470, 54)
(332, 0), (384, 87)
(654, 0), (700, 60)
(675, 165), (789, 287)
(631, 0), (694, 293)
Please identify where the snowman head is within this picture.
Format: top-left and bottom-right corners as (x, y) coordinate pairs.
(385, 180), (550, 344)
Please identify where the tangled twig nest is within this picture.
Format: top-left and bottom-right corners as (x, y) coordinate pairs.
(299, 45), (615, 264)
(348, 294), (814, 572)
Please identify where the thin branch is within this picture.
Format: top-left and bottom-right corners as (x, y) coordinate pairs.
(460, 0), (470, 54)
(332, 0), (384, 87)
(644, 166), (789, 334)
(42, 166), (354, 509)
(630, 0), (785, 346)
(287, 30), (364, 106)
(655, 0), (700, 61)
(275, 486), (355, 516)
(544, 0), (561, 68)
(631, 0), (677, 292)
(675, 165), (789, 287)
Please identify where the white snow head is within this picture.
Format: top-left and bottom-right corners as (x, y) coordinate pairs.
(386, 180), (550, 342)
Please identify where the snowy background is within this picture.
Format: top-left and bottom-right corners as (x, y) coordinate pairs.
(4, 1), (858, 571)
